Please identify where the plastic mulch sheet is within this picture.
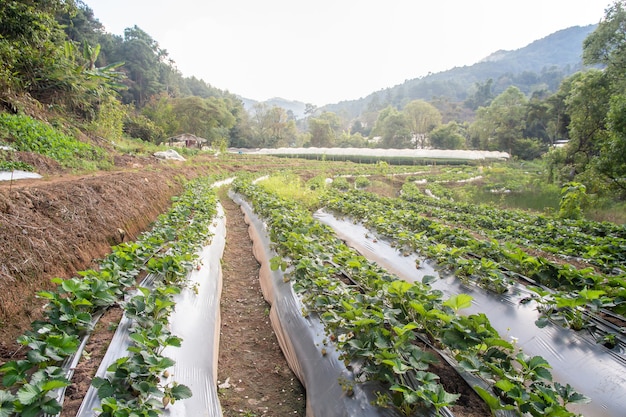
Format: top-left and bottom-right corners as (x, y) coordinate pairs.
(76, 203), (226, 417)
(232, 192), (451, 417)
(314, 210), (626, 417)
(0, 170), (42, 181)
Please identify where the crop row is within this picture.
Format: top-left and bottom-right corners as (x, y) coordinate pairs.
(234, 176), (587, 417)
(402, 182), (626, 270)
(323, 188), (626, 327)
(0, 177), (220, 417)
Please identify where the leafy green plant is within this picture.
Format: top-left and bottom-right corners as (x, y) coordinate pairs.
(558, 182), (588, 220)
(532, 286), (613, 330)
(325, 185), (626, 321)
(0, 159), (33, 172)
(0, 113), (107, 169)
(331, 176), (351, 191)
(355, 176), (371, 189)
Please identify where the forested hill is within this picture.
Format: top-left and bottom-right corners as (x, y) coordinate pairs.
(323, 25), (597, 119)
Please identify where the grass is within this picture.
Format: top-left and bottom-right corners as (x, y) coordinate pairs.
(257, 171), (323, 209)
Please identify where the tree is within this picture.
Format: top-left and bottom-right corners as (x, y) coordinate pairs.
(469, 86), (527, 155)
(1, 1), (72, 99)
(464, 79), (495, 110)
(372, 106), (411, 148)
(308, 112), (342, 147)
(169, 96), (236, 144)
(229, 108), (256, 147)
(583, 1), (626, 90)
(563, 70), (610, 173)
(142, 93), (179, 138)
(56, 1), (104, 47)
(403, 100), (442, 148)
(114, 26), (172, 106)
(544, 85), (572, 145)
(253, 104), (297, 147)
(581, 1), (626, 195)
(429, 122), (467, 149)
(304, 103), (318, 116)
(524, 90), (551, 144)
(594, 94), (626, 192)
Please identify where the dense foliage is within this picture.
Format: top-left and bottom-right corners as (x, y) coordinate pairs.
(0, 113), (107, 168)
(0, 0), (243, 147)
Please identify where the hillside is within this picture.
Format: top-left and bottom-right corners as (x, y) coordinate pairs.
(322, 25), (597, 118)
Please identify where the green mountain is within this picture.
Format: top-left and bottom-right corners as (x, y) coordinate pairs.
(323, 25), (597, 119)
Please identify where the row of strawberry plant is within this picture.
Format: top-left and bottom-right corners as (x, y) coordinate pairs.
(402, 182), (626, 272)
(404, 179), (626, 240)
(323, 188), (626, 324)
(0, 177), (219, 417)
(404, 166), (483, 184)
(234, 176), (587, 417)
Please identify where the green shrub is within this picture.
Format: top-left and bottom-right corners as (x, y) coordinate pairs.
(354, 176), (370, 189)
(123, 111), (165, 143)
(558, 182), (588, 220)
(88, 96), (125, 141)
(331, 176), (350, 191)
(306, 175), (328, 190)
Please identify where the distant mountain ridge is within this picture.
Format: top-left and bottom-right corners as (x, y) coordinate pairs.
(322, 24), (598, 118)
(241, 25), (597, 120)
(240, 96), (308, 119)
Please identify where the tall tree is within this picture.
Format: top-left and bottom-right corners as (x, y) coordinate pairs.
(583, 1), (626, 90)
(253, 103), (297, 147)
(464, 78), (495, 110)
(595, 95), (626, 191)
(403, 100), (442, 148)
(169, 96), (235, 143)
(308, 112), (341, 147)
(581, 1), (626, 193)
(563, 70), (610, 170)
(116, 26), (169, 106)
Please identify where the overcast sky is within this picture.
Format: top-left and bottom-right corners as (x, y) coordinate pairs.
(84, 0), (611, 106)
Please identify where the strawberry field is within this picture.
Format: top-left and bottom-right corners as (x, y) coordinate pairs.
(231, 169), (625, 417)
(1, 159), (624, 417)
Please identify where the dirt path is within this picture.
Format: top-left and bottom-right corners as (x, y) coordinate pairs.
(217, 189), (306, 416)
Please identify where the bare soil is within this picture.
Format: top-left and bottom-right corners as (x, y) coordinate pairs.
(217, 189), (305, 416)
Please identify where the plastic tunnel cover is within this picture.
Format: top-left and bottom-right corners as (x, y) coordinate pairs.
(314, 209), (626, 417)
(231, 192), (451, 417)
(76, 203), (226, 417)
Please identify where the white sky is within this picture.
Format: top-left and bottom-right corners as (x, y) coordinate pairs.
(84, 0), (611, 106)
